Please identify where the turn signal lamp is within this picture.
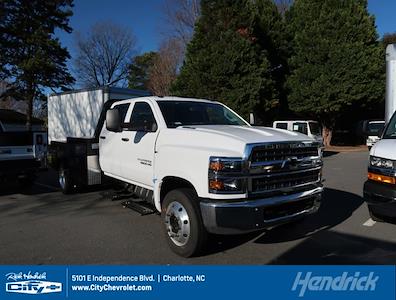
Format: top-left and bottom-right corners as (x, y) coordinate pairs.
(209, 179), (225, 190)
(368, 172), (396, 185)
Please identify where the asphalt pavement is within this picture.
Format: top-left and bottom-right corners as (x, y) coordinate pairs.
(1, 150), (396, 264)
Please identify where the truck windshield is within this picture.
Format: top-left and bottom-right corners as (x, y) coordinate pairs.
(383, 116), (396, 139)
(157, 101), (247, 128)
(309, 122), (321, 136)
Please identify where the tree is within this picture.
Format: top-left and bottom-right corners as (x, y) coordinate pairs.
(286, 0), (384, 146)
(128, 52), (158, 90)
(74, 21), (137, 87)
(171, 0), (284, 120)
(163, 0), (200, 46)
(0, 0), (74, 128)
(256, 0), (290, 119)
(148, 38), (184, 96)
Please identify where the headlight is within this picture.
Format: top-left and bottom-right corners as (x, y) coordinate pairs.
(208, 157), (246, 193)
(370, 156), (395, 169)
(208, 178), (246, 193)
(209, 157), (244, 173)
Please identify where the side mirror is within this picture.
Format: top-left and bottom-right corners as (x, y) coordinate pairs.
(106, 109), (121, 132)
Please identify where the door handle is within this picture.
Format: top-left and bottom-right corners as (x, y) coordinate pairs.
(100, 136), (106, 139)
(121, 138), (129, 142)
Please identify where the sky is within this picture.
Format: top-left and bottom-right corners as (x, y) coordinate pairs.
(56, 0), (396, 69)
(56, 0), (167, 59)
(367, 0), (396, 37)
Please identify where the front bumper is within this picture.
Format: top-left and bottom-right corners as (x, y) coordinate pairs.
(363, 180), (396, 217)
(200, 186), (323, 234)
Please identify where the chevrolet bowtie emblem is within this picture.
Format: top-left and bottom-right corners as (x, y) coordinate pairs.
(281, 157), (299, 169)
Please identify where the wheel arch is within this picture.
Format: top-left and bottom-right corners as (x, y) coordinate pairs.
(156, 176), (198, 211)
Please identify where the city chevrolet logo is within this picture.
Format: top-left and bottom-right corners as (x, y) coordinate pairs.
(5, 272), (62, 295)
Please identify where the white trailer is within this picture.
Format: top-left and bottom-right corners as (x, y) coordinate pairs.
(47, 87), (150, 190)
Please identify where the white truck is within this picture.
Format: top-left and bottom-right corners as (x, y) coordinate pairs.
(273, 120), (324, 146)
(0, 109), (47, 184)
(363, 44), (396, 221)
(48, 87), (324, 257)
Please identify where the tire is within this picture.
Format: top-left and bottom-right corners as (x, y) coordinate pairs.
(368, 205), (383, 222)
(161, 188), (207, 257)
(59, 167), (73, 194)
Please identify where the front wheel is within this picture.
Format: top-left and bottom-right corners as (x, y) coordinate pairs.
(162, 188), (207, 257)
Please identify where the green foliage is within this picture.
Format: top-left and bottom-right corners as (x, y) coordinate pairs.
(1, 0), (74, 125)
(286, 0), (384, 128)
(128, 52), (158, 90)
(171, 0), (284, 119)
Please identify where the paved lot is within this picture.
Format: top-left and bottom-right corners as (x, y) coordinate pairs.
(1, 151), (396, 264)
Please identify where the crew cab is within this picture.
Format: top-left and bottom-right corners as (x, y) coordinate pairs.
(102, 97), (324, 256)
(48, 88), (323, 257)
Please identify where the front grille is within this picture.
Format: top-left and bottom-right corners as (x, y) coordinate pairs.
(252, 169), (320, 193)
(251, 144), (318, 163)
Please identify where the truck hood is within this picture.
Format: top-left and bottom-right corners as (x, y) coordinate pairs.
(371, 139), (396, 160)
(178, 125), (314, 144)
(157, 125), (316, 161)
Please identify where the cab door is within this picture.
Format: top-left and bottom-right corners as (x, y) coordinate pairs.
(118, 101), (159, 189)
(99, 102), (130, 176)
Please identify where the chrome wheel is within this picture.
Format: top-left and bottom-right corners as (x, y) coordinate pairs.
(165, 201), (191, 247)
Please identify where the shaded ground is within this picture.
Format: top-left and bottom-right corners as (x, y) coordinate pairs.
(1, 150), (396, 264)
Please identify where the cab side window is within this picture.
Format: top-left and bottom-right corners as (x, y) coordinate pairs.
(113, 103), (130, 124)
(129, 102), (157, 132)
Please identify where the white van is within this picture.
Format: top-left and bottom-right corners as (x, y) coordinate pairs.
(364, 114), (396, 221)
(273, 120), (323, 145)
